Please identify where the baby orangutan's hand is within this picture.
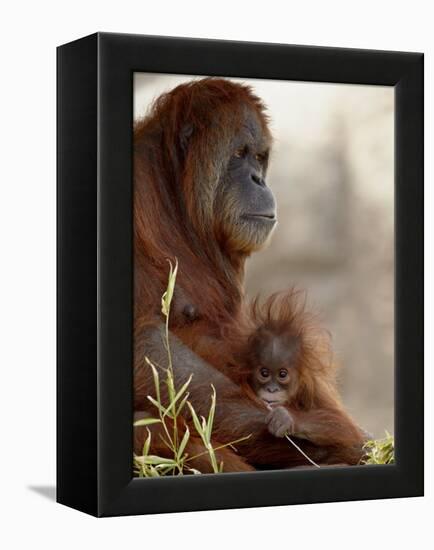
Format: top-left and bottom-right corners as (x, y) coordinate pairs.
(266, 406), (295, 438)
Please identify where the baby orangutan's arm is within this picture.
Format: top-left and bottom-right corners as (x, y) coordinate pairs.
(266, 404), (365, 451)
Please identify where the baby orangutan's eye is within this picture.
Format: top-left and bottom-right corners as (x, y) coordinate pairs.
(259, 367), (270, 378)
(278, 369), (288, 379)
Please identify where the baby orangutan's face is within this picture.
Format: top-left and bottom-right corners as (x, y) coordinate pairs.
(251, 364), (291, 406)
(249, 332), (300, 407)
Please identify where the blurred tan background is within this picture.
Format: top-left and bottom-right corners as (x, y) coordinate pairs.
(134, 74), (395, 439)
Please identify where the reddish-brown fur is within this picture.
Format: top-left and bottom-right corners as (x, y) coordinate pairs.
(236, 290), (367, 453)
(133, 79), (268, 377)
(134, 79), (269, 331)
(133, 78), (366, 471)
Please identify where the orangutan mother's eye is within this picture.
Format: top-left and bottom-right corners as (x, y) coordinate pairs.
(233, 146), (247, 159)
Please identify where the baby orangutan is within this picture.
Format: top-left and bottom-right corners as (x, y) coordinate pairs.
(239, 290), (335, 439)
(249, 326), (302, 437)
(160, 287), (366, 466)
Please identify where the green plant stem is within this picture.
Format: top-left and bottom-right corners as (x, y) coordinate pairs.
(284, 434), (321, 468)
(165, 310), (180, 466)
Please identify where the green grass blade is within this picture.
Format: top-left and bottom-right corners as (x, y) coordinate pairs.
(177, 425), (190, 460)
(142, 428), (152, 457)
(133, 418), (161, 427)
(164, 375), (193, 418)
(175, 392), (190, 415)
(206, 385), (216, 440)
(147, 395), (168, 416)
(161, 259), (178, 317)
(146, 359), (161, 403)
(187, 402), (203, 435)
(165, 369), (176, 408)
(142, 455), (178, 465)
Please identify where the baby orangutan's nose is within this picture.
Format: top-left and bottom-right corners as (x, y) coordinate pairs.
(267, 385), (279, 393)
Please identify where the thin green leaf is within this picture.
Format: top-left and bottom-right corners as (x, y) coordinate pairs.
(187, 402), (203, 435)
(133, 418), (161, 427)
(142, 428), (152, 457)
(147, 465), (162, 477)
(146, 359), (161, 403)
(177, 425), (191, 460)
(142, 455), (178, 465)
(206, 385), (216, 440)
(175, 392), (190, 415)
(161, 291), (168, 317)
(187, 468), (202, 475)
(161, 258), (178, 317)
(147, 395), (168, 416)
(187, 403), (219, 473)
(165, 369), (176, 407)
(164, 374), (193, 418)
(201, 416), (208, 438)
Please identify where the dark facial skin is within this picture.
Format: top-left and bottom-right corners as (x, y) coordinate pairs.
(252, 364), (291, 406)
(215, 112), (277, 251)
(250, 332), (300, 406)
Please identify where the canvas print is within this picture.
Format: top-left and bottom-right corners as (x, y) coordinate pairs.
(132, 74), (394, 476)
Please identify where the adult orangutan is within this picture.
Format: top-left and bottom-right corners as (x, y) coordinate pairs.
(133, 78), (366, 471)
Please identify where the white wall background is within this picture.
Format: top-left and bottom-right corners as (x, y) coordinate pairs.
(0, 1), (432, 549)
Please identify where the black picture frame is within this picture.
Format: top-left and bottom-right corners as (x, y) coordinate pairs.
(57, 32), (424, 517)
